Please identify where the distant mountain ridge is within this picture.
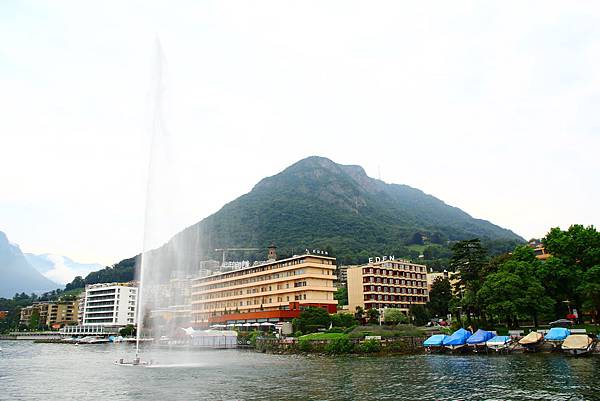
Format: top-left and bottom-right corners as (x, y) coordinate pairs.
(135, 156), (523, 275)
(0, 231), (58, 298)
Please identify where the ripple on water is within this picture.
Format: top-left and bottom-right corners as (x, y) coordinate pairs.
(1, 341), (598, 401)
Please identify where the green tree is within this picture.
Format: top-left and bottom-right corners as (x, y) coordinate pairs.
(409, 304), (430, 326)
(119, 324), (136, 337)
(409, 232), (424, 245)
(450, 239), (488, 318)
(423, 245), (452, 260)
(334, 287), (348, 306)
(383, 308), (408, 324)
(354, 306), (364, 321)
(578, 265), (600, 321)
(430, 232), (444, 245)
(29, 309), (40, 330)
(427, 277), (452, 317)
(542, 225), (600, 321)
(65, 276), (86, 291)
(366, 308), (380, 324)
(478, 246), (554, 327)
(294, 307), (331, 334)
(331, 313), (356, 328)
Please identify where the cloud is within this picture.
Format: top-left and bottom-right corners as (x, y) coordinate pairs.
(30, 254), (101, 285)
(0, 1), (598, 263)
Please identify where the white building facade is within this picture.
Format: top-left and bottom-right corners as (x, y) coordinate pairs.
(62, 282), (138, 336)
(81, 283), (137, 326)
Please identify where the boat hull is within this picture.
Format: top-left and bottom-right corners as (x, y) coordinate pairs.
(563, 348), (591, 356)
(467, 343), (488, 353)
(487, 345), (510, 353)
(425, 346), (446, 353)
(444, 344), (466, 353)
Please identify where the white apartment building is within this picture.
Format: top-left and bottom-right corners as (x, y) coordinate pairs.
(62, 282), (138, 336)
(81, 282), (137, 326)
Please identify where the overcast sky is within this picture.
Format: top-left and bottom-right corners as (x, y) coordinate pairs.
(1, 1), (599, 266)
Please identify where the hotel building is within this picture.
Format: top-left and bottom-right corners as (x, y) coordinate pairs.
(191, 253), (338, 328)
(347, 258), (428, 313)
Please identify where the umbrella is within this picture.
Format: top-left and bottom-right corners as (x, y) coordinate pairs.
(242, 323), (252, 327)
(251, 323), (261, 327)
(260, 322), (275, 326)
(235, 324), (244, 327)
(226, 323), (235, 327)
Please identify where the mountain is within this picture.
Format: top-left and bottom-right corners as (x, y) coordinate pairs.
(24, 253), (103, 285)
(138, 156), (524, 276)
(0, 231), (59, 298)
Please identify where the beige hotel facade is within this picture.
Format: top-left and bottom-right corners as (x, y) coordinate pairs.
(191, 253), (338, 328)
(347, 257), (428, 313)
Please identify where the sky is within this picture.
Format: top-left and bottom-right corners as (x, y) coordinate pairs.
(1, 1), (599, 266)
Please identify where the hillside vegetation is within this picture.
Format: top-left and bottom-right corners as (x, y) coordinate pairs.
(162, 156), (522, 270)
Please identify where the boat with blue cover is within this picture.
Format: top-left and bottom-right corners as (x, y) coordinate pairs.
(443, 328), (472, 352)
(466, 329), (495, 352)
(545, 327), (570, 349)
(486, 335), (513, 352)
(423, 334), (448, 352)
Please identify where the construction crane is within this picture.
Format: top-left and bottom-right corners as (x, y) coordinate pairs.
(214, 247), (260, 265)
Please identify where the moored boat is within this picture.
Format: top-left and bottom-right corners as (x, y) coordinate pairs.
(485, 335), (513, 352)
(442, 328), (472, 352)
(423, 334), (448, 352)
(518, 331), (544, 352)
(466, 329), (494, 352)
(76, 336), (109, 345)
(544, 327), (570, 349)
(561, 334), (596, 356)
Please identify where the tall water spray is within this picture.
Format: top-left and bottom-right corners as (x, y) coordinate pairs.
(135, 38), (178, 358)
(132, 38), (210, 363)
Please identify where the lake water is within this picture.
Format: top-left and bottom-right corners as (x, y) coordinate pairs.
(1, 340), (598, 400)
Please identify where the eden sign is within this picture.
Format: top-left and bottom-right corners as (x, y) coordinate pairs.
(368, 255), (395, 264)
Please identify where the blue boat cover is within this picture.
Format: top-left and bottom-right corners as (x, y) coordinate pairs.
(442, 328), (472, 346)
(423, 334), (448, 346)
(486, 335), (511, 344)
(466, 329), (494, 344)
(545, 327), (570, 341)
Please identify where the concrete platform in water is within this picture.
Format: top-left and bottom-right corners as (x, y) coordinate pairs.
(114, 357), (154, 367)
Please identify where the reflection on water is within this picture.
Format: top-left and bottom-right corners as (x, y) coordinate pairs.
(1, 341), (598, 401)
